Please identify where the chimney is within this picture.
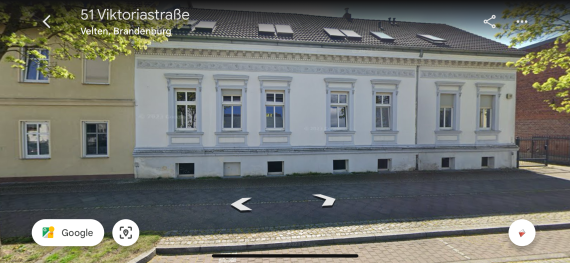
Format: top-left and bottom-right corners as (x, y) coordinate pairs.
(392, 17), (397, 25)
(343, 8), (352, 22)
(378, 21), (384, 30)
(388, 17), (391, 23)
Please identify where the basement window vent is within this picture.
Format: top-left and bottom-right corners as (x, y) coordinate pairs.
(441, 157), (455, 169)
(268, 161), (284, 175)
(333, 159), (348, 172)
(417, 34), (446, 44)
(177, 163), (195, 176)
(378, 159), (391, 171)
(482, 157), (494, 168)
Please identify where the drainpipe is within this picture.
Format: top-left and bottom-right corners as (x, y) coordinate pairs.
(415, 49), (423, 145)
(415, 50), (423, 170)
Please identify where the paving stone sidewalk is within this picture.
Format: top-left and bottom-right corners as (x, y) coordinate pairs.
(159, 211), (570, 247)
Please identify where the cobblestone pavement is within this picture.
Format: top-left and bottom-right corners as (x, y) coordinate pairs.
(2, 168), (570, 237)
(151, 229), (570, 263)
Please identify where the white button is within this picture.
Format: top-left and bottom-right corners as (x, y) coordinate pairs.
(32, 219), (104, 246)
(509, 219), (536, 246)
(112, 219), (140, 246)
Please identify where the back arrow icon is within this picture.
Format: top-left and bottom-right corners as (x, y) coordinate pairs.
(43, 15), (50, 28)
(313, 194), (335, 207)
(231, 197), (252, 212)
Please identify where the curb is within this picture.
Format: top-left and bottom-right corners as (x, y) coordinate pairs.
(129, 248), (156, 263)
(131, 222), (570, 261)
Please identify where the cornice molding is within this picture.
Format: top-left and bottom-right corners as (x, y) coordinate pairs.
(136, 47), (510, 69)
(137, 60), (416, 78)
(421, 70), (515, 81)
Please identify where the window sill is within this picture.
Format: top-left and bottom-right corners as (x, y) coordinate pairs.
(371, 130), (399, 135)
(260, 131), (292, 135)
(215, 131), (249, 135)
(435, 130), (462, 135)
(325, 130), (355, 134)
(475, 130), (501, 135)
(82, 155), (109, 159)
(21, 156), (50, 160)
(167, 131), (204, 135)
(83, 82), (110, 85)
(21, 80), (49, 84)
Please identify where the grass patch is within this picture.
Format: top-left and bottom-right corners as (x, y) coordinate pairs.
(0, 231), (163, 263)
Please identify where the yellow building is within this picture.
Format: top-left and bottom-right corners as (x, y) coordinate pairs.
(0, 44), (135, 182)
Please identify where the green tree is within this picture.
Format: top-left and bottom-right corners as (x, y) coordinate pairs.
(0, 2), (183, 79)
(496, 2), (570, 113)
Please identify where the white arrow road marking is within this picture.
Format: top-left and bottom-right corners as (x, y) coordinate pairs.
(313, 194), (335, 207)
(43, 15), (50, 28)
(231, 197), (252, 212)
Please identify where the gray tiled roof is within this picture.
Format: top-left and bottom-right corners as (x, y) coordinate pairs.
(172, 8), (521, 54)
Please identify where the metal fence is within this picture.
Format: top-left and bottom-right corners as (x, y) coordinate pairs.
(516, 136), (570, 167)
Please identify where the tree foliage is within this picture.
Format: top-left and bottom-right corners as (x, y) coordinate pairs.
(0, 2), (183, 79)
(496, 2), (570, 113)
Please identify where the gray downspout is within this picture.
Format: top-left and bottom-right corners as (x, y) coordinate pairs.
(415, 50), (423, 170)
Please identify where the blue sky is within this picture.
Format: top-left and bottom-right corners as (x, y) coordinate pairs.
(192, 2), (550, 48)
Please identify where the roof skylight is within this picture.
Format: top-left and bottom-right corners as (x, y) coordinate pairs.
(275, 25), (294, 36)
(323, 28), (345, 38)
(370, 31), (395, 41)
(340, 30), (362, 40)
(417, 34), (446, 44)
(258, 24), (275, 35)
(182, 20), (198, 29)
(194, 21), (217, 32)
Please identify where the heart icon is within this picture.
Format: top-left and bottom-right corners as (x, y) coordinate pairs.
(519, 229), (525, 237)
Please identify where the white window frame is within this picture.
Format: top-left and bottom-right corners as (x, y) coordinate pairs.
(21, 121), (50, 159)
(175, 89), (198, 131)
(439, 94), (454, 130)
(475, 83), (503, 132)
(375, 93), (392, 130)
(435, 82), (464, 132)
(222, 94), (243, 131)
(23, 48), (49, 83)
(258, 76), (292, 146)
(214, 75), (249, 147)
(83, 57), (111, 84)
(82, 121), (109, 158)
(325, 78), (355, 132)
(329, 91), (349, 131)
(478, 95), (494, 130)
(265, 91), (285, 131)
(165, 74), (204, 147)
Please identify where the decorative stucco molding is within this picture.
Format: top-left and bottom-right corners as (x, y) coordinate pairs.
(137, 60), (416, 78)
(136, 48), (510, 69)
(421, 70), (515, 81)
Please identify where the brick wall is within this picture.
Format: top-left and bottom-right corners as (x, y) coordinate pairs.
(516, 41), (570, 138)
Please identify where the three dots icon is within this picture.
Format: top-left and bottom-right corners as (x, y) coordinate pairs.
(517, 20), (529, 24)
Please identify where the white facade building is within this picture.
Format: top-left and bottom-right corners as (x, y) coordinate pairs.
(133, 9), (522, 178)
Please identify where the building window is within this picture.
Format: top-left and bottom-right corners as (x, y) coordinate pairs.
(375, 94), (391, 129)
(441, 157), (454, 169)
(265, 92), (284, 130)
(222, 92), (242, 130)
(479, 95), (494, 129)
(378, 159), (390, 171)
(268, 161), (284, 175)
(176, 90), (197, 130)
(22, 121), (50, 158)
(84, 122), (108, 156)
(84, 57), (110, 84)
(439, 94), (454, 129)
(178, 163), (195, 175)
(333, 159), (348, 172)
(24, 49), (49, 82)
(330, 92), (348, 130)
(481, 157), (494, 168)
